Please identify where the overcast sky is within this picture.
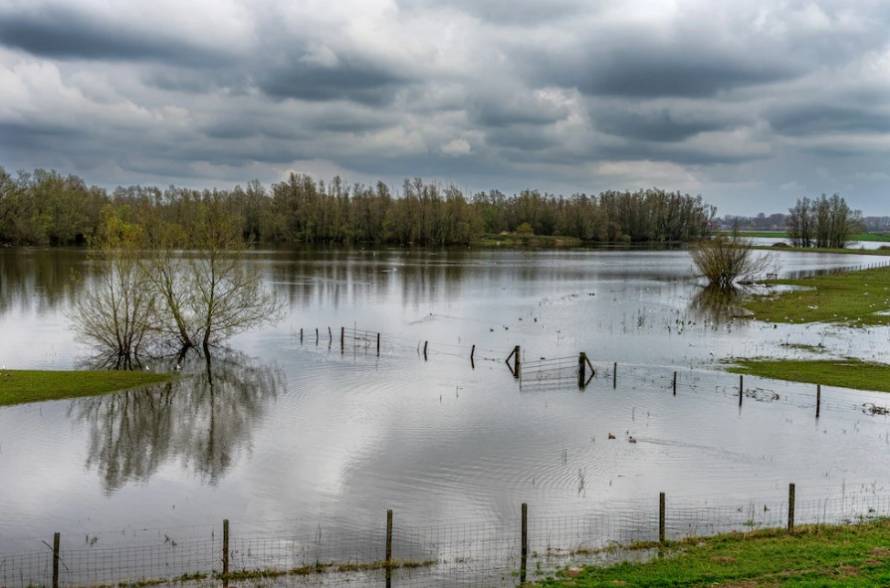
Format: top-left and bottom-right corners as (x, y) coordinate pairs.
(1, 0), (889, 214)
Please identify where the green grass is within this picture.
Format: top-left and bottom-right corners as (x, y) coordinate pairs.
(474, 233), (584, 248)
(725, 230), (890, 243)
(743, 265), (890, 325)
(727, 359), (890, 393)
(0, 369), (173, 406)
(752, 245), (890, 256)
(537, 520), (890, 587)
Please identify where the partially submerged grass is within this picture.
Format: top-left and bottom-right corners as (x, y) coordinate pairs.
(537, 519), (890, 587)
(727, 230), (890, 243)
(727, 359), (890, 393)
(474, 233), (584, 248)
(743, 265), (890, 326)
(752, 244), (890, 256)
(0, 369), (173, 407)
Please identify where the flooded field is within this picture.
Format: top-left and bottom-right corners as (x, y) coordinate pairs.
(1, 247), (890, 581)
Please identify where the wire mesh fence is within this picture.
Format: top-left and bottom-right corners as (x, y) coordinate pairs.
(4, 488), (890, 588)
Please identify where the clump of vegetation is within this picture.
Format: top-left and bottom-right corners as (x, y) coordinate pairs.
(727, 358), (890, 393)
(690, 235), (770, 289)
(0, 369), (172, 406)
(537, 519), (890, 587)
(787, 194), (861, 249)
(744, 264), (890, 326)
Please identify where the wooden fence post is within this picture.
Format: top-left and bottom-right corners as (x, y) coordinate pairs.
(788, 483), (796, 532)
(513, 345), (521, 377)
(520, 503), (528, 584)
(300, 327), (303, 344)
(423, 341), (428, 361)
(52, 532), (60, 588)
(578, 353), (587, 389)
(470, 344), (476, 368)
(739, 375), (744, 406)
(613, 362), (617, 389)
(816, 384), (821, 419)
(315, 327), (319, 345)
(659, 492), (666, 545)
(340, 326), (345, 353)
(222, 519), (230, 578)
(385, 509), (393, 564)
(672, 371), (677, 396)
(376, 332), (381, 357)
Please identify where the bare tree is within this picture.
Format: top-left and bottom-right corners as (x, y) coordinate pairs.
(690, 235), (771, 290)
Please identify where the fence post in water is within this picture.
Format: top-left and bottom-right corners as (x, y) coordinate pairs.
(340, 326), (345, 353)
(816, 384), (821, 419)
(659, 492), (666, 546)
(520, 503), (528, 584)
(376, 332), (381, 357)
(739, 375), (744, 406)
(470, 344), (476, 368)
(672, 371), (677, 396)
(423, 340), (428, 361)
(788, 483), (796, 532)
(222, 519), (230, 578)
(315, 327), (319, 345)
(52, 532), (60, 588)
(613, 362), (617, 389)
(328, 326), (332, 346)
(578, 353), (588, 389)
(385, 509), (394, 565)
(300, 327), (303, 344)
(513, 345), (521, 377)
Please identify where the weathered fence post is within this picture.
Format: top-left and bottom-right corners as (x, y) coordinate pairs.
(578, 352), (588, 389)
(816, 384), (821, 419)
(385, 509), (393, 564)
(659, 492), (666, 546)
(423, 340), (429, 361)
(222, 519), (230, 579)
(613, 362), (617, 389)
(520, 503), (528, 584)
(315, 327), (319, 345)
(52, 532), (60, 588)
(739, 375), (744, 406)
(672, 371), (677, 396)
(470, 344), (476, 368)
(300, 327), (303, 344)
(328, 326), (332, 346)
(788, 483), (796, 532)
(376, 332), (381, 357)
(340, 326), (345, 353)
(512, 345), (521, 377)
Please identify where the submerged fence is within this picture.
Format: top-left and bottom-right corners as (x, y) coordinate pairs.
(4, 487), (890, 588)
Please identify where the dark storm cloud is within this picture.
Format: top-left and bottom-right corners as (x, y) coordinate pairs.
(593, 107), (733, 142)
(0, 6), (224, 65)
(768, 105), (890, 137)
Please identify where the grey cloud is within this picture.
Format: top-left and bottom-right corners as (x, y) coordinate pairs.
(593, 107), (733, 142)
(768, 105), (890, 137)
(0, 7), (224, 65)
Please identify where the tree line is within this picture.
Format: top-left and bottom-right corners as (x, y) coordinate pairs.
(787, 194), (861, 248)
(0, 167), (715, 247)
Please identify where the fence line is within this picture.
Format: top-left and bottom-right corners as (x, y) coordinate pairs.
(5, 486), (890, 588)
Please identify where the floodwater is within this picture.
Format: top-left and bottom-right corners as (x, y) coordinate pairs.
(1, 247), (890, 566)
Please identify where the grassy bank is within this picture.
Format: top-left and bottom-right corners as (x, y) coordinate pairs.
(727, 359), (890, 393)
(752, 244), (890, 256)
(537, 519), (890, 587)
(743, 265), (890, 325)
(474, 233), (584, 248)
(0, 369), (173, 407)
(726, 230), (890, 242)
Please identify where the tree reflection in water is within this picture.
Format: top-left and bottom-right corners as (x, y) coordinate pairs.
(688, 285), (749, 327)
(69, 350), (284, 493)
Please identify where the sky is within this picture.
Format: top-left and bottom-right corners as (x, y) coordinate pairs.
(0, 0), (889, 215)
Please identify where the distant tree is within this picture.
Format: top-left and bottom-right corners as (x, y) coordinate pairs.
(691, 235), (770, 290)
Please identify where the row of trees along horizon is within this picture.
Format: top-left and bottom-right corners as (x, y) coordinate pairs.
(0, 167), (716, 247)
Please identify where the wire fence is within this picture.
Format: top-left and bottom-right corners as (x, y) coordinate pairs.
(3, 488), (890, 588)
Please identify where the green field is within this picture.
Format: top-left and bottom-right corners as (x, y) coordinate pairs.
(0, 369), (173, 406)
(727, 359), (890, 393)
(743, 265), (890, 325)
(725, 230), (890, 242)
(537, 519), (890, 587)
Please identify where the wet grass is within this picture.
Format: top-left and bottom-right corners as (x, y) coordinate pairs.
(751, 244), (890, 256)
(0, 369), (173, 407)
(536, 519), (890, 587)
(727, 359), (890, 393)
(474, 233), (584, 248)
(743, 265), (890, 326)
(727, 230), (890, 242)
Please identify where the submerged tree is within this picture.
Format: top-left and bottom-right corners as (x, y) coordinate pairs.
(690, 235), (770, 290)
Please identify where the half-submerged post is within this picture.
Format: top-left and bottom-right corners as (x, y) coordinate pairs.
(385, 509), (393, 567)
(328, 326), (333, 346)
(52, 532), (60, 588)
(659, 492), (666, 546)
(222, 519), (230, 579)
(578, 352), (588, 389)
(816, 384), (821, 419)
(672, 371), (677, 396)
(520, 503), (528, 584)
(613, 362), (617, 389)
(788, 483), (796, 532)
(470, 344), (476, 368)
(315, 327), (319, 345)
(739, 374), (744, 406)
(376, 332), (381, 357)
(300, 327), (303, 344)
(423, 341), (429, 361)
(340, 326), (345, 353)
(505, 345), (520, 378)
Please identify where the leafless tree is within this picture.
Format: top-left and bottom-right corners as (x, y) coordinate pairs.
(690, 235), (771, 290)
